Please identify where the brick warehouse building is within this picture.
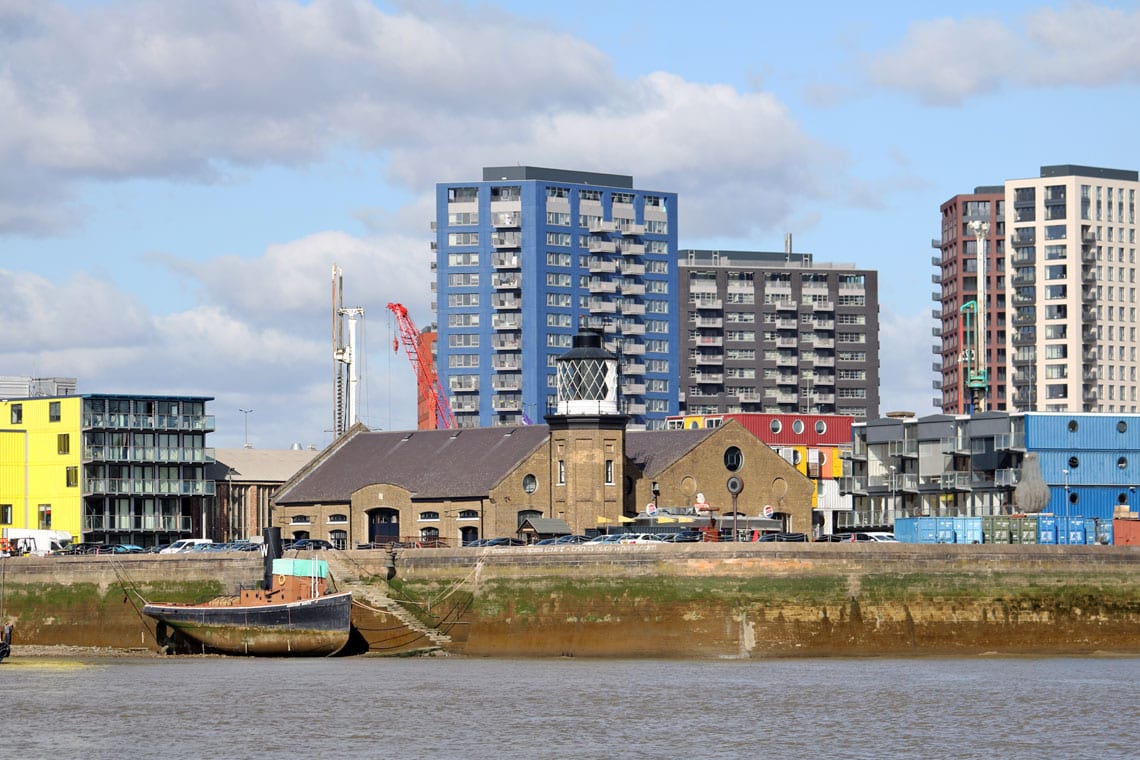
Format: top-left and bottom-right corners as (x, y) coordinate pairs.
(273, 332), (813, 545)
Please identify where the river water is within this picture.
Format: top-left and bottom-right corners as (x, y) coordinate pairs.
(4, 654), (1138, 759)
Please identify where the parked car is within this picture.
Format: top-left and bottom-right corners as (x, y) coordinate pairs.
(159, 538), (214, 554)
(110, 544), (146, 554)
(291, 539), (337, 551)
(756, 532), (809, 542)
(838, 532), (898, 543)
(482, 537), (525, 547)
(554, 534), (591, 545)
(58, 542), (105, 555)
(670, 529), (705, 543)
(585, 533), (625, 544)
(617, 533), (665, 544)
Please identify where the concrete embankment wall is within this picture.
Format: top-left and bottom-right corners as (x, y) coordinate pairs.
(365, 542), (1140, 658)
(3, 544), (1140, 657)
(0, 554), (261, 649)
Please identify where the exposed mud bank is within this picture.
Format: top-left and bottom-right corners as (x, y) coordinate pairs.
(3, 545), (1140, 658)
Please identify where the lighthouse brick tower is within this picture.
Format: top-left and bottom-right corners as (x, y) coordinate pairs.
(545, 330), (629, 531)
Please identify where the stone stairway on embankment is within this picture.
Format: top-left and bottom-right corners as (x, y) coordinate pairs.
(325, 557), (452, 653)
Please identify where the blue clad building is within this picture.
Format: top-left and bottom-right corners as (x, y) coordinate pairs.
(434, 166), (679, 429)
(1020, 413), (1140, 519)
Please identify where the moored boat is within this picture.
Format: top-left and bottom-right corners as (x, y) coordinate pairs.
(143, 531), (352, 657)
(0, 623), (12, 663)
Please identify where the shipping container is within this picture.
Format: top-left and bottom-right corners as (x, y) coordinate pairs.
(953, 517), (983, 544)
(1023, 413), (1140, 451)
(917, 517), (938, 544)
(893, 518), (918, 543)
(1010, 514), (1038, 544)
(982, 515), (1011, 544)
(1037, 515), (1058, 544)
(1112, 518), (1140, 545)
(935, 517), (956, 544)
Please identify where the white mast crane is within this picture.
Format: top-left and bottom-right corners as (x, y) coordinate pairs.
(965, 220), (990, 413)
(332, 264), (365, 437)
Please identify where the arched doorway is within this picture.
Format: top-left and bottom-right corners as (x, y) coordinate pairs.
(367, 508), (400, 544)
(460, 525), (479, 546)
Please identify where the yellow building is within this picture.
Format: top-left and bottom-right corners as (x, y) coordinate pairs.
(1, 395), (82, 537)
(1, 390), (215, 546)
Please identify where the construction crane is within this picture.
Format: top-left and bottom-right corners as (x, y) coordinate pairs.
(332, 264), (365, 438)
(387, 302), (456, 430)
(963, 220), (990, 413)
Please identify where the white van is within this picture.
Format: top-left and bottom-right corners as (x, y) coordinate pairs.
(159, 538), (214, 554)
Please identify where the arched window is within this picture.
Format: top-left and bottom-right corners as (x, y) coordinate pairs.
(419, 511), (440, 521)
(328, 513), (348, 524)
(458, 509), (479, 520)
(329, 530), (347, 550)
(291, 514), (310, 525)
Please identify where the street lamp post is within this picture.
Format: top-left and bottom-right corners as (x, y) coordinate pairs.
(239, 408), (254, 449)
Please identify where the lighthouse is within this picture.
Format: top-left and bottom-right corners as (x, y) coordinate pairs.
(546, 329), (629, 530)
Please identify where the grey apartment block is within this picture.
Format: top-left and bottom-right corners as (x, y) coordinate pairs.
(678, 249), (880, 419)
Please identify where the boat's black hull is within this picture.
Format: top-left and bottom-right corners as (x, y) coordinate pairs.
(143, 592), (352, 657)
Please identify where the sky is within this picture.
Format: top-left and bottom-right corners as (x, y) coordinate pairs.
(3, 0), (1140, 449)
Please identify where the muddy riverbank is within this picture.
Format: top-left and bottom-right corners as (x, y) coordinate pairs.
(3, 543), (1140, 657)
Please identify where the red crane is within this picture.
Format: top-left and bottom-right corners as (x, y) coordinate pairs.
(386, 302), (456, 430)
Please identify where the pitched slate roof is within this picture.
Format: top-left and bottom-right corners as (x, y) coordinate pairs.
(207, 448), (319, 483)
(274, 425), (550, 505)
(519, 517), (571, 535)
(624, 428), (717, 478)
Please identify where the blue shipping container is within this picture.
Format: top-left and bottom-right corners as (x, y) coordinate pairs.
(1037, 515), (1058, 544)
(953, 517), (983, 544)
(918, 517), (938, 544)
(894, 518), (918, 543)
(936, 517), (956, 544)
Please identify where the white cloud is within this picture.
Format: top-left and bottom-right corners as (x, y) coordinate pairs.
(0, 235), (422, 447)
(878, 307), (939, 417)
(0, 0), (833, 241)
(865, 3), (1140, 105)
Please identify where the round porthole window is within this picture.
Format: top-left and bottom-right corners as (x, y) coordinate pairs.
(792, 450), (803, 466)
(815, 420), (827, 435)
(1069, 492), (1079, 505)
(1068, 420), (1079, 433)
(792, 419), (805, 434)
(770, 419), (782, 434)
(522, 474), (538, 494)
(1068, 456), (1080, 469)
(724, 446), (743, 472)
(1119, 420), (1128, 433)
(1118, 457), (1128, 470)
